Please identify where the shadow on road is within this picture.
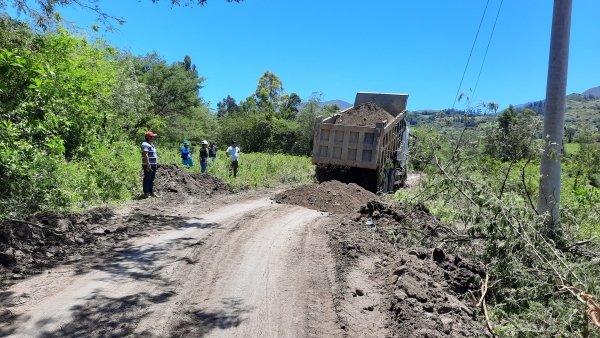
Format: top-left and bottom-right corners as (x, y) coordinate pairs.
(34, 290), (172, 337)
(163, 297), (253, 338)
(1, 215), (228, 337)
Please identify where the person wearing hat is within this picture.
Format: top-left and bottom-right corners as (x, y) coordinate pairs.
(199, 140), (209, 173)
(181, 141), (194, 168)
(226, 140), (240, 178)
(142, 131), (158, 198)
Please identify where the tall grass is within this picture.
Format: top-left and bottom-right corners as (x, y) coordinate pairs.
(159, 145), (315, 188)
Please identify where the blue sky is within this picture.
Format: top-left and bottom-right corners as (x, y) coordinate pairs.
(8, 0), (600, 111)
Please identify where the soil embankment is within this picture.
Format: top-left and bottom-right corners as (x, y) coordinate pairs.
(0, 165), (231, 283)
(274, 180), (377, 215)
(276, 184), (489, 337)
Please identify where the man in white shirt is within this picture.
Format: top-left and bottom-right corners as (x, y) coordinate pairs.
(226, 140), (240, 178)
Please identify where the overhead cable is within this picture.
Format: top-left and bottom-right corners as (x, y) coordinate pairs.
(472, 0), (504, 101)
(452, 0), (491, 109)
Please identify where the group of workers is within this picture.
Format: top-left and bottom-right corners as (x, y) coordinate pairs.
(141, 131), (240, 198)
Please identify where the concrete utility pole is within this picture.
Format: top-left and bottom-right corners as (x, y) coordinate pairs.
(537, 0), (573, 234)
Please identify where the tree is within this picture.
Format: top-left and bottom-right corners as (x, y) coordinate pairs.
(132, 52), (205, 136)
(2, 0), (243, 29)
(216, 95), (239, 118)
(255, 71), (283, 111)
(570, 121), (600, 189)
(278, 92), (301, 120)
(497, 105), (517, 135)
(564, 125), (576, 143)
(321, 103), (340, 117)
(183, 55), (192, 71)
(485, 108), (541, 162)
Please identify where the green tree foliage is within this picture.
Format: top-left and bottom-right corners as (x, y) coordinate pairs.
(216, 95), (240, 118)
(486, 107), (541, 162)
(405, 125), (600, 337)
(278, 92), (301, 120)
(567, 121), (600, 189)
(131, 53), (205, 139)
(0, 19), (151, 217)
(497, 105), (517, 135)
(255, 70), (284, 110)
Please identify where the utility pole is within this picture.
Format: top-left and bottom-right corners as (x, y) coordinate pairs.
(537, 0), (572, 234)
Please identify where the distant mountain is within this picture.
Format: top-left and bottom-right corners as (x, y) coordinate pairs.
(582, 86), (600, 98)
(508, 86), (600, 131)
(513, 85), (600, 113)
(319, 99), (352, 110)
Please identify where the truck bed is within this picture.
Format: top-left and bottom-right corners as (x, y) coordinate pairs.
(311, 110), (406, 170)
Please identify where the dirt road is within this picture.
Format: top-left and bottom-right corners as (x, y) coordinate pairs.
(1, 194), (342, 337)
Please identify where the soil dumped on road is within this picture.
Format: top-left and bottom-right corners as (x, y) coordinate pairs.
(328, 200), (489, 337)
(0, 164), (230, 283)
(274, 180), (378, 215)
(314, 164), (379, 193)
(333, 102), (395, 126)
(152, 164), (231, 197)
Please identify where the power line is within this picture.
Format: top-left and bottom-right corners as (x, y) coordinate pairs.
(472, 0), (504, 101)
(452, 0), (491, 109)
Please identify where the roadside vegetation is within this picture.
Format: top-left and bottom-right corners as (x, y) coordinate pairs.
(397, 105), (600, 337)
(0, 17), (331, 220)
(159, 147), (314, 189)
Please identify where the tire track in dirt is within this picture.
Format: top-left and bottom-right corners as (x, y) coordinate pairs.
(1, 196), (343, 337)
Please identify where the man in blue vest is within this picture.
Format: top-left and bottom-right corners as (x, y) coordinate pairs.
(142, 131), (158, 198)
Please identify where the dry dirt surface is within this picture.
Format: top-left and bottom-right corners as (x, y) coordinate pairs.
(333, 102), (394, 127)
(0, 164), (488, 337)
(0, 189), (343, 337)
(327, 201), (489, 337)
(274, 180), (377, 215)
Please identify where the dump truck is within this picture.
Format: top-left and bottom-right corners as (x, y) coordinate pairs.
(312, 92), (409, 193)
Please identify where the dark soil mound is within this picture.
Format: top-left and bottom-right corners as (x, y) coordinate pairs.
(334, 102), (394, 126)
(0, 207), (115, 281)
(152, 164), (230, 196)
(329, 201), (489, 336)
(314, 164), (379, 193)
(274, 180), (378, 214)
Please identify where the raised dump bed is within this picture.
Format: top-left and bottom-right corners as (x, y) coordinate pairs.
(312, 92), (409, 192)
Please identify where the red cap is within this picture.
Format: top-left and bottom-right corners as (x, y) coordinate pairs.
(145, 131), (157, 138)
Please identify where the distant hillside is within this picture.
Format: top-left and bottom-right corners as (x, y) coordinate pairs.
(510, 86), (600, 130)
(582, 86), (600, 98)
(320, 99), (352, 110)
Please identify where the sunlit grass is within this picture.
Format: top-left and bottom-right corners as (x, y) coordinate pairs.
(159, 147), (315, 189)
(563, 142), (580, 156)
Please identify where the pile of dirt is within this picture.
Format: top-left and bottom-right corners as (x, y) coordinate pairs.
(152, 164), (230, 196)
(314, 164), (379, 193)
(328, 200), (489, 336)
(274, 180), (378, 214)
(0, 207), (115, 282)
(333, 102), (394, 126)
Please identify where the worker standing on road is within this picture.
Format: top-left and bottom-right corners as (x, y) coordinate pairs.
(200, 140), (209, 173)
(181, 141), (194, 168)
(208, 141), (218, 165)
(142, 131), (158, 198)
(226, 140), (240, 178)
